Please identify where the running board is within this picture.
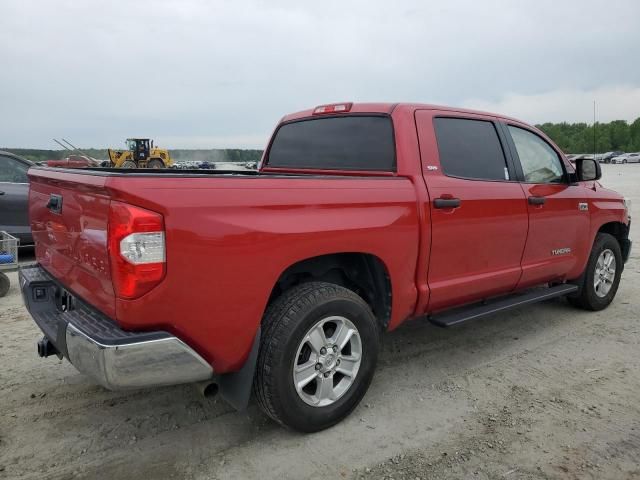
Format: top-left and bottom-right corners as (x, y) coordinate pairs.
(428, 284), (579, 328)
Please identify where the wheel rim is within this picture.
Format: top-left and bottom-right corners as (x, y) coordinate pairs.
(292, 315), (362, 407)
(594, 248), (616, 298)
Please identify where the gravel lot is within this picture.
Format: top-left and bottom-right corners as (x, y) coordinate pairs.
(1, 165), (639, 480)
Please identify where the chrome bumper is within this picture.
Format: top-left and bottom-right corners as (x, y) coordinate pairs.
(20, 265), (213, 390)
(65, 323), (213, 389)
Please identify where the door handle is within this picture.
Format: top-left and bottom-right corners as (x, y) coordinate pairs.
(434, 197), (461, 209)
(528, 196), (545, 205)
(0, 191), (5, 195)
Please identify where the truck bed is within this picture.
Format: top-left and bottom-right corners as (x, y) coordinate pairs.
(27, 166), (421, 372)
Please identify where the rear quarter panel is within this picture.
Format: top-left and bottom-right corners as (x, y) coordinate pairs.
(108, 175), (420, 372)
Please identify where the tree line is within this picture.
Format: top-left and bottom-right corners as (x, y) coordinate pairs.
(2, 148), (263, 164)
(537, 117), (640, 154)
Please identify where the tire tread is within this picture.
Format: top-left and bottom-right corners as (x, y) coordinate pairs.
(569, 232), (622, 311)
(253, 282), (373, 427)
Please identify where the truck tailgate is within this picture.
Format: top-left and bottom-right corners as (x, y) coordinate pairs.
(28, 169), (115, 318)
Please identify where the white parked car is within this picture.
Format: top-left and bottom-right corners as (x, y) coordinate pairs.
(612, 153), (640, 164)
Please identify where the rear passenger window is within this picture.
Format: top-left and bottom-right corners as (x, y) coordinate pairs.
(434, 117), (509, 181)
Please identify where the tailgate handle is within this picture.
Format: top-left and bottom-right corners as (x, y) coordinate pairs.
(47, 194), (63, 213)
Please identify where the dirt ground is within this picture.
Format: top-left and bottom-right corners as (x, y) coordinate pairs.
(1, 165), (639, 480)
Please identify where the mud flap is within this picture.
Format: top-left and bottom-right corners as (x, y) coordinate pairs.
(218, 327), (261, 411)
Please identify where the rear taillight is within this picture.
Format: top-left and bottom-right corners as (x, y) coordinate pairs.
(108, 201), (166, 299)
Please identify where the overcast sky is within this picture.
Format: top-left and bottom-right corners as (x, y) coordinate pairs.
(1, 0), (639, 149)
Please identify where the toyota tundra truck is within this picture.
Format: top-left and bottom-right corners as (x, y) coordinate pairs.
(21, 102), (632, 432)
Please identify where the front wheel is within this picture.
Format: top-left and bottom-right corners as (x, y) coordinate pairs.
(569, 233), (622, 310)
(147, 159), (165, 169)
(254, 282), (380, 432)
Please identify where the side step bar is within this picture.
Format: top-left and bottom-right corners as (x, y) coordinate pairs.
(428, 284), (578, 328)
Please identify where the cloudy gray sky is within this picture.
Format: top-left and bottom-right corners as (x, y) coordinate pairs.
(1, 0), (639, 149)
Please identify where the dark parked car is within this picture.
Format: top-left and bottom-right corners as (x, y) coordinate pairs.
(601, 151), (624, 164)
(0, 150), (33, 244)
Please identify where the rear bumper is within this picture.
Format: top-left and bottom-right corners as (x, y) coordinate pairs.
(19, 264), (213, 390)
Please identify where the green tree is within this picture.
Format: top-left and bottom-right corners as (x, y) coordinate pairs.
(629, 118), (640, 151)
(537, 117), (639, 153)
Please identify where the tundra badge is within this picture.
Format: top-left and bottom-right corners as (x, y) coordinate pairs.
(552, 247), (572, 256)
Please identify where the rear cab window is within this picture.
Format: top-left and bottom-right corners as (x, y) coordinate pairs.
(265, 115), (395, 171)
(433, 117), (511, 181)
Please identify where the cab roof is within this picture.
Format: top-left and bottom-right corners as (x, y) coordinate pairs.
(281, 102), (524, 125)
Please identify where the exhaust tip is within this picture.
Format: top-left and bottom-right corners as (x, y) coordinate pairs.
(196, 381), (219, 399)
(202, 382), (219, 398)
(37, 337), (59, 358)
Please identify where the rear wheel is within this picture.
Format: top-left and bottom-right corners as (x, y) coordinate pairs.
(569, 233), (622, 310)
(121, 160), (137, 168)
(254, 282), (380, 432)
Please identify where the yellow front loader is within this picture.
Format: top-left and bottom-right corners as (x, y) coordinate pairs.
(107, 138), (173, 169)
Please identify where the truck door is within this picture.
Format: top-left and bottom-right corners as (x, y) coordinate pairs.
(0, 154), (30, 243)
(415, 111), (529, 312)
(502, 123), (591, 287)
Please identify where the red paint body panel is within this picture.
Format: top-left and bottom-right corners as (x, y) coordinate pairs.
(28, 170), (115, 318)
(46, 157), (91, 168)
(27, 103), (630, 374)
(516, 183), (591, 288)
(415, 110), (529, 312)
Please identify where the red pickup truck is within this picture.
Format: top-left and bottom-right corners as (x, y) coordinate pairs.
(21, 103), (631, 432)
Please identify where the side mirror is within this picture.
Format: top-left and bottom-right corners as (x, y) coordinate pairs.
(576, 158), (601, 181)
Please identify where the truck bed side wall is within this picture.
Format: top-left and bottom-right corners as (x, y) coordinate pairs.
(106, 175), (421, 373)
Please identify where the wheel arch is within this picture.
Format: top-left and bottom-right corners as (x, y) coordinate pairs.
(597, 221), (629, 244)
(267, 252), (393, 330)
(597, 221), (631, 264)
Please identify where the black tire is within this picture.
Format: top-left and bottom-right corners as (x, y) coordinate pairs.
(0, 272), (9, 298)
(121, 160), (137, 168)
(254, 282), (380, 432)
(569, 233), (622, 311)
(147, 159), (164, 169)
